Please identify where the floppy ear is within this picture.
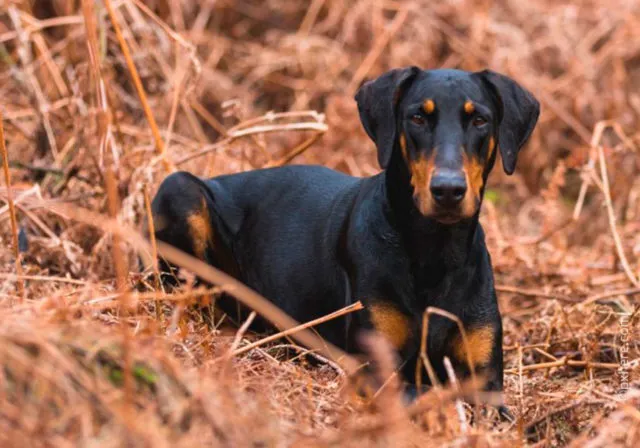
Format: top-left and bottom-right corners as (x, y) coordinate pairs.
(355, 66), (421, 169)
(476, 70), (540, 175)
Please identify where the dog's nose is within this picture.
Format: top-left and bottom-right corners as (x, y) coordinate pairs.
(430, 170), (467, 207)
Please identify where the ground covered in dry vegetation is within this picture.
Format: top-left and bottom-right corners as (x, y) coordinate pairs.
(1, 0), (639, 446)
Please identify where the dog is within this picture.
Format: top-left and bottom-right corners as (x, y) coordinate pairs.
(150, 67), (540, 413)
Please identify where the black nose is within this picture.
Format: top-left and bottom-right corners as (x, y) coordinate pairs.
(430, 170), (467, 207)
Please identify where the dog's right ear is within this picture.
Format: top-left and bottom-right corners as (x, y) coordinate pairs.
(355, 67), (421, 169)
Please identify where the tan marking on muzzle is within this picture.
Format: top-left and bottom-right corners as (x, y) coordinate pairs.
(423, 99), (435, 114)
(186, 197), (214, 260)
(462, 152), (484, 217)
(409, 153), (436, 216)
(464, 100), (475, 114)
(452, 325), (494, 368)
(368, 301), (411, 350)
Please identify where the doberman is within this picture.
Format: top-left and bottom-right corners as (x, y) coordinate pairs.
(150, 67), (540, 413)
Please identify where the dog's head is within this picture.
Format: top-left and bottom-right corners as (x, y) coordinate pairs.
(355, 68), (539, 224)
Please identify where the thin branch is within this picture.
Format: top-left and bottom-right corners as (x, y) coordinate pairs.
(232, 301), (363, 357)
(0, 109), (24, 301)
(103, 0), (173, 173)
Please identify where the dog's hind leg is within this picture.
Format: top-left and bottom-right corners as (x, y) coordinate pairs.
(149, 171), (218, 287)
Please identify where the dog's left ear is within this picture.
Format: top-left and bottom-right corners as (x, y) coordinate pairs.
(476, 70), (540, 175)
(355, 66), (421, 169)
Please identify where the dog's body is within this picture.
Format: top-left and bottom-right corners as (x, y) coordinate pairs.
(152, 68), (540, 410)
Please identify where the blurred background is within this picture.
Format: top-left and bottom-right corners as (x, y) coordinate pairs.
(0, 0), (639, 446)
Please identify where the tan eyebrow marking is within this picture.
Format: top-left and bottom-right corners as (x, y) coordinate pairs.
(423, 99), (435, 114)
(464, 100), (475, 114)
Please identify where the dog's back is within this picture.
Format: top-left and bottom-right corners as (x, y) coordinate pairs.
(154, 165), (363, 345)
(211, 166), (361, 315)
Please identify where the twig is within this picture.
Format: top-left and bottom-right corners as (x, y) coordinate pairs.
(582, 287), (640, 306)
(525, 400), (605, 432)
(103, 0), (173, 173)
(228, 122), (327, 138)
(0, 109), (24, 301)
(0, 273), (88, 285)
(82, 0), (119, 169)
(360, 332), (409, 439)
(415, 306), (441, 391)
(8, 6), (59, 157)
(85, 286), (222, 307)
(190, 99), (228, 137)
(596, 140), (640, 287)
(346, 6), (409, 95)
(297, 0), (326, 36)
(443, 356), (468, 433)
(423, 307), (480, 414)
(105, 168), (133, 419)
(263, 132), (324, 168)
(504, 358), (619, 374)
(496, 285), (581, 303)
(175, 112), (327, 166)
(263, 344), (347, 381)
(232, 301), (363, 357)
(8, 161), (93, 184)
(228, 311), (257, 355)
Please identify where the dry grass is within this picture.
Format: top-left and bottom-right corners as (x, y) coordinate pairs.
(1, 0), (639, 446)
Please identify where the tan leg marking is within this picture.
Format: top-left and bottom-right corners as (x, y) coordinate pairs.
(368, 301), (411, 350)
(187, 198), (214, 260)
(452, 325), (494, 368)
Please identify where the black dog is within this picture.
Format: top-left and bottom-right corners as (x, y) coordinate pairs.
(151, 67), (539, 411)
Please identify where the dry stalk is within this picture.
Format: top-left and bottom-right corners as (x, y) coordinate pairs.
(582, 287), (640, 306)
(103, 0), (173, 173)
(443, 356), (468, 434)
(346, 6), (410, 95)
(0, 110), (24, 301)
(232, 301), (363, 357)
(504, 358), (620, 375)
(104, 169), (133, 419)
(422, 307), (481, 414)
(175, 112), (327, 166)
(496, 285), (579, 303)
(360, 332), (410, 440)
(415, 307), (441, 391)
(596, 142), (640, 287)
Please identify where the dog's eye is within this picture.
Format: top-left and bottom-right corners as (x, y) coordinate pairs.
(472, 116), (488, 127)
(410, 114), (426, 125)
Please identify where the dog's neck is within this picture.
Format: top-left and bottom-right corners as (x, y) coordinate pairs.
(382, 150), (480, 276)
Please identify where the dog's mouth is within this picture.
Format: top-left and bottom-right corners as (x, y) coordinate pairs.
(430, 204), (478, 224)
(432, 212), (462, 225)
